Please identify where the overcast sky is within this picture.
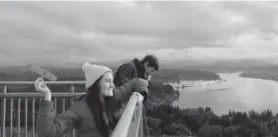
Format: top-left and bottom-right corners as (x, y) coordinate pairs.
(1, 1), (278, 65)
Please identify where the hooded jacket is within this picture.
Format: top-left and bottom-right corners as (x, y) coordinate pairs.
(113, 58), (146, 87)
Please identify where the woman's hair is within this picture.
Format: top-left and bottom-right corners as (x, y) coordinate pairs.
(85, 76), (110, 137)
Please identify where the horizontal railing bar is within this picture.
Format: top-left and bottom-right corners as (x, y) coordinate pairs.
(0, 81), (85, 85)
(0, 92), (86, 97)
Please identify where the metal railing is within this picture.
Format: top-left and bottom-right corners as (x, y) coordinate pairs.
(111, 94), (144, 137)
(0, 81), (144, 137)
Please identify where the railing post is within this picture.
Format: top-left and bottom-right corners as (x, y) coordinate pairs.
(24, 98), (28, 137)
(70, 85), (75, 102)
(32, 98), (36, 137)
(126, 102), (144, 137)
(9, 98), (14, 137)
(111, 94), (141, 137)
(134, 104), (144, 137)
(17, 98), (21, 137)
(70, 85), (76, 137)
(1, 86), (7, 137)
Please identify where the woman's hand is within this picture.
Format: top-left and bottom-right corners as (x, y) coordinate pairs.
(34, 77), (52, 101)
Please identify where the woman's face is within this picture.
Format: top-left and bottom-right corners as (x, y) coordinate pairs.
(99, 72), (114, 97)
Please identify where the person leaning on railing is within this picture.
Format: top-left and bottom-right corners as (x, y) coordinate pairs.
(113, 54), (159, 87)
(111, 55), (159, 127)
(34, 62), (149, 137)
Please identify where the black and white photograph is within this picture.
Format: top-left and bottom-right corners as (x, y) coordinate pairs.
(1, 1), (278, 137)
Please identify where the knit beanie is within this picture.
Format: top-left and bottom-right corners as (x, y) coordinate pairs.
(82, 62), (113, 89)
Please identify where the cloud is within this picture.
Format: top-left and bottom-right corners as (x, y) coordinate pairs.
(0, 1), (278, 65)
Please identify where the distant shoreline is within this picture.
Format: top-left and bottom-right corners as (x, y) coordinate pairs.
(165, 78), (228, 92)
(151, 69), (221, 83)
(239, 71), (278, 82)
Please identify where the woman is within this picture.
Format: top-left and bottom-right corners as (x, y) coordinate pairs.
(34, 62), (148, 137)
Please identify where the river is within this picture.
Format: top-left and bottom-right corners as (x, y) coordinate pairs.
(174, 73), (278, 115)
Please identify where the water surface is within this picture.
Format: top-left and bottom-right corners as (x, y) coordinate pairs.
(174, 73), (278, 115)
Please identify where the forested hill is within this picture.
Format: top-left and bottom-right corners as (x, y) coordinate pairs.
(151, 69), (221, 83)
(0, 67), (220, 82)
(239, 65), (278, 82)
